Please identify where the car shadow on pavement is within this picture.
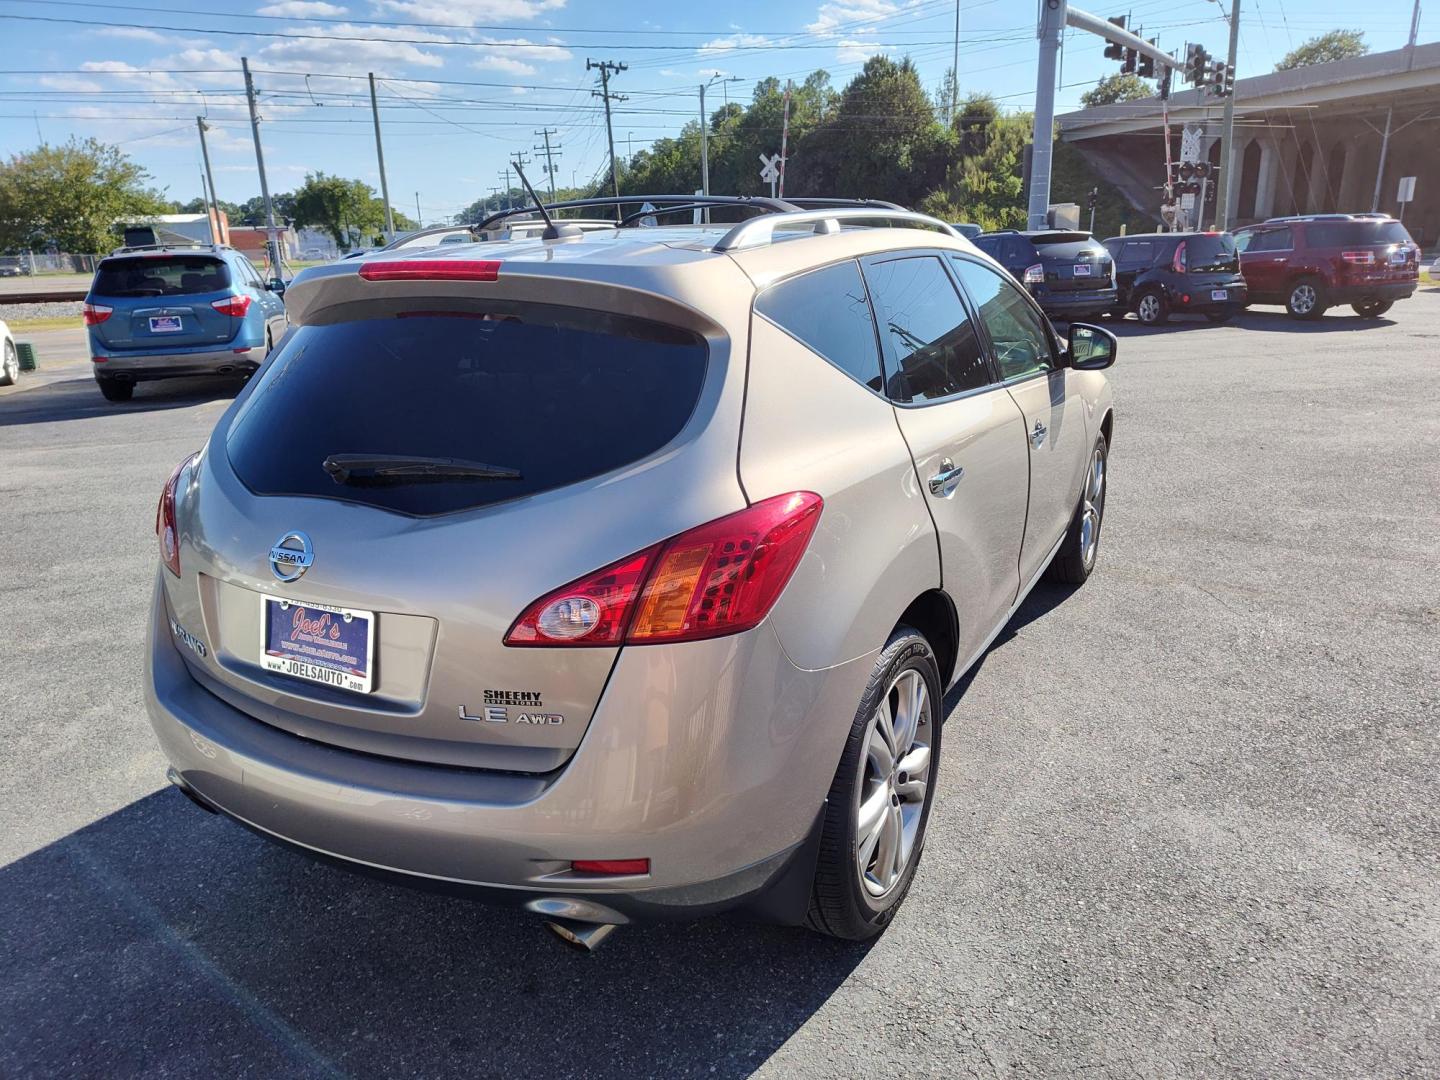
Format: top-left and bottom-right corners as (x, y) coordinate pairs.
(944, 581), (1078, 711)
(1102, 308), (1396, 338)
(1, 789), (872, 1079)
(0, 374), (244, 428)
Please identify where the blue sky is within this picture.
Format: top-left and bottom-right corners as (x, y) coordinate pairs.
(0, 0), (1428, 224)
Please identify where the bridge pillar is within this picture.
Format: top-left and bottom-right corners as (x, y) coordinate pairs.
(1254, 138), (1281, 219)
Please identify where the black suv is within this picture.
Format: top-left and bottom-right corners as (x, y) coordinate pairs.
(972, 230), (1117, 321)
(1102, 231), (1248, 325)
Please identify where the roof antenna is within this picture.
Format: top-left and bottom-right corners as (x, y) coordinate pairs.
(511, 159), (580, 240)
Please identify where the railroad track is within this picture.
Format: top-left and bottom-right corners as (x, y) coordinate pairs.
(0, 289), (87, 304)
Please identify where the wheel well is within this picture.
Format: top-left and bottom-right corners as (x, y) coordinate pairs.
(1100, 409), (1113, 450)
(897, 591), (959, 688)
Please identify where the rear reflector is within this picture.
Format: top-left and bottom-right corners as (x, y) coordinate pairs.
(505, 492), (823, 648)
(571, 859), (649, 875)
(358, 259), (501, 282)
(83, 302), (113, 326)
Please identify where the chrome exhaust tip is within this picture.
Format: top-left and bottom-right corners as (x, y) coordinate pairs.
(544, 917), (617, 952)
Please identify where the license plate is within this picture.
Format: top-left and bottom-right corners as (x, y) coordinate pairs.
(1390, 250), (1407, 265)
(1211, 289), (1228, 301)
(261, 596), (374, 694)
(149, 315), (183, 333)
(1072, 263), (1092, 277)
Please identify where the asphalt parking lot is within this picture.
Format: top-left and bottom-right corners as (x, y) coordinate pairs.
(2, 288), (1438, 1079)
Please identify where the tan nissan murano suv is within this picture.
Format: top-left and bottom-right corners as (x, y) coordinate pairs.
(146, 197), (1116, 949)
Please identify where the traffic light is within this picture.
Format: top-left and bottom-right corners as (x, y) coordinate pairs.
(1103, 15), (1126, 61)
(1138, 41), (1156, 78)
(1208, 59), (1227, 94)
(1185, 43), (1210, 86)
(1123, 48), (1138, 74)
(1221, 62), (1236, 96)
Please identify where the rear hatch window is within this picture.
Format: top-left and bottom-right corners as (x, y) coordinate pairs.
(1305, 221), (1412, 247)
(225, 301), (708, 517)
(1031, 237), (1112, 289)
(92, 255), (231, 297)
(1181, 234), (1238, 272)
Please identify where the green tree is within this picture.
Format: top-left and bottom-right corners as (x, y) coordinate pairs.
(0, 137), (169, 252)
(290, 172), (387, 250)
(1080, 73), (1152, 108)
(1276, 30), (1368, 71)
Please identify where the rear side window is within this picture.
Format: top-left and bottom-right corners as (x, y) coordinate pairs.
(93, 256), (230, 297)
(973, 236), (1001, 257)
(1306, 221), (1412, 247)
(1181, 234), (1238, 271)
(755, 261), (882, 392)
(226, 304), (707, 516)
(864, 256), (990, 404)
(1121, 240), (1157, 266)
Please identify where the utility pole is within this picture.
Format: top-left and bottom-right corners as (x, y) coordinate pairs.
(368, 73), (395, 237)
(199, 169), (215, 244)
(779, 80), (792, 199)
(1212, 0), (1242, 229)
(1374, 0), (1421, 211)
(1026, 1), (1066, 229)
(196, 116), (221, 241)
(588, 58), (627, 220)
(950, 0), (961, 124)
(534, 128), (561, 201)
(499, 167), (512, 208)
(415, 191), (422, 227)
(241, 57), (282, 273)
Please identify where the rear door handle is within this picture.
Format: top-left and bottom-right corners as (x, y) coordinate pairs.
(928, 458), (965, 497)
(1030, 420), (1048, 448)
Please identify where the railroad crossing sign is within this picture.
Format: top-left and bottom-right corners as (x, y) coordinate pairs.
(1179, 123), (1204, 164)
(759, 153), (781, 197)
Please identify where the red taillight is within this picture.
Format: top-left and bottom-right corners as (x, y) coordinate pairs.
(83, 302), (113, 326)
(358, 259), (501, 282)
(1341, 250), (1375, 265)
(1172, 241), (1187, 273)
(571, 858), (649, 875)
(156, 453), (199, 577)
(504, 492), (824, 648)
(210, 294), (252, 317)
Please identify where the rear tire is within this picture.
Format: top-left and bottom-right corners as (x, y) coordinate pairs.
(1047, 432), (1108, 585)
(97, 379), (133, 402)
(1134, 289), (1168, 325)
(807, 627), (942, 941)
(0, 340), (17, 386)
(1351, 300), (1393, 318)
(1286, 277), (1327, 320)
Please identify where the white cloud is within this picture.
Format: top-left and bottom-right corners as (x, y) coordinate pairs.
(473, 55), (537, 75)
(658, 68), (678, 77)
(470, 36), (571, 74)
(257, 23), (450, 72)
(698, 33), (771, 56)
(806, 0), (911, 35)
(39, 74), (104, 92)
(256, 1), (349, 14)
(374, 0), (566, 28)
(94, 27), (170, 43)
(836, 37), (888, 63)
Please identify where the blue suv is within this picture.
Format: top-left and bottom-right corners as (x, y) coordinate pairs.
(84, 244), (288, 402)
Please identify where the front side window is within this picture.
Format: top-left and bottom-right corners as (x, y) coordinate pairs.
(949, 258), (1056, 381)
(864, 256), (989, 404)
(754, 260), (883, 392)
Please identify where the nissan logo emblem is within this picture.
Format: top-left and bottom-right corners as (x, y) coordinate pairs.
(269, 531), (314, 583)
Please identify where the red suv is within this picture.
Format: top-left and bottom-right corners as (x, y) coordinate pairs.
(1233, 214), (1419, 320)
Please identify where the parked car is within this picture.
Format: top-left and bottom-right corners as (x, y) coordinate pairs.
(84, 244), (289, 402)
(1101, 231), (1248, 325)
(972, 229), (1117, 321)
(950, 222), (982, 240)
(0, 263), (23, 278)
(144, 199), (1116, 948)
(0, 317), (18, 386)
(1232, 214), (1420, 319)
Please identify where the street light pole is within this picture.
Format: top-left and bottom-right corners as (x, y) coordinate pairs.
(1027, 0), (1066, 229)
(196, 116), (221, 241)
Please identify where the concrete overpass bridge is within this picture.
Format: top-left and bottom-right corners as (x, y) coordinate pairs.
(1057, 41), (1440, 243)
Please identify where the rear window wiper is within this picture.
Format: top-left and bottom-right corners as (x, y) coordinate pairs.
(322, 453), (522, 486)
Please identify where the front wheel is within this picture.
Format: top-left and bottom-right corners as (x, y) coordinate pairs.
(1047, 433), (1108, 585)
(0, 340), (17, 386)
(807, 627), (942, 941)
(1286, 277), (1327, 320)
(1134, 289), (1168, 326)
(1352, 300), (1393, 318)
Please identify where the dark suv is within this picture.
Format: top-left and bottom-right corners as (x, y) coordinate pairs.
(972, 230), (1117, 321)
(1232, 215), (1420, 320)
(1102, 231), (1248, 325)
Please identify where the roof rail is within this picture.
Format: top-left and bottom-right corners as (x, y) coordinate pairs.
(474, 194), (798, 233)
(712, 208), (959, 252)
(110, 241), (223, 255)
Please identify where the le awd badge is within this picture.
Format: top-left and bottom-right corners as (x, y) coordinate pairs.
(458, 705), (564, 725)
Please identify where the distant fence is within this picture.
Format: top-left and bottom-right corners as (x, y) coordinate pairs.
(0, 253), (100, 275)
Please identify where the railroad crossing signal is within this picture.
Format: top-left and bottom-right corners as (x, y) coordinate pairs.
(1185, 43), (1211, 86)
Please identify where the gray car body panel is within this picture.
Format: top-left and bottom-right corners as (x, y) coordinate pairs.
(145, 222), (1114, 918)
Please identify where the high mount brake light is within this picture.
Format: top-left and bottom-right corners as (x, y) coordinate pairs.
(211, 294), (252, 317)
(504, 492), (824, 648)
(571, 859), (650, 875)
(358, 259), (502, 282)
(83, 302), (113, 326)
(156, 453), (199, 577)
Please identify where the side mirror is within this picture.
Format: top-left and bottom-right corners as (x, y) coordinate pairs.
(267, 278), (286, 295)
(1066, 322), (1117, 370)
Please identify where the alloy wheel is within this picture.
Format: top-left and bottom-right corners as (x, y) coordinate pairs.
(855, 667), (933, 899)
(2, 343), (16, 383)
(1137, 294), (1160, 323)
(1079, 442), (1107, 569)
(1291, 284), (1316, 315)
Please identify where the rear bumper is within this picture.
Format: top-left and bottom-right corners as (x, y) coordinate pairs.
(1034, 288), (1119, 317)
(94, 346), (263, 381)
(145, 574), (871, 922)
(1169, 281), (1248, 311)
(1326, 281), (1416, 303)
